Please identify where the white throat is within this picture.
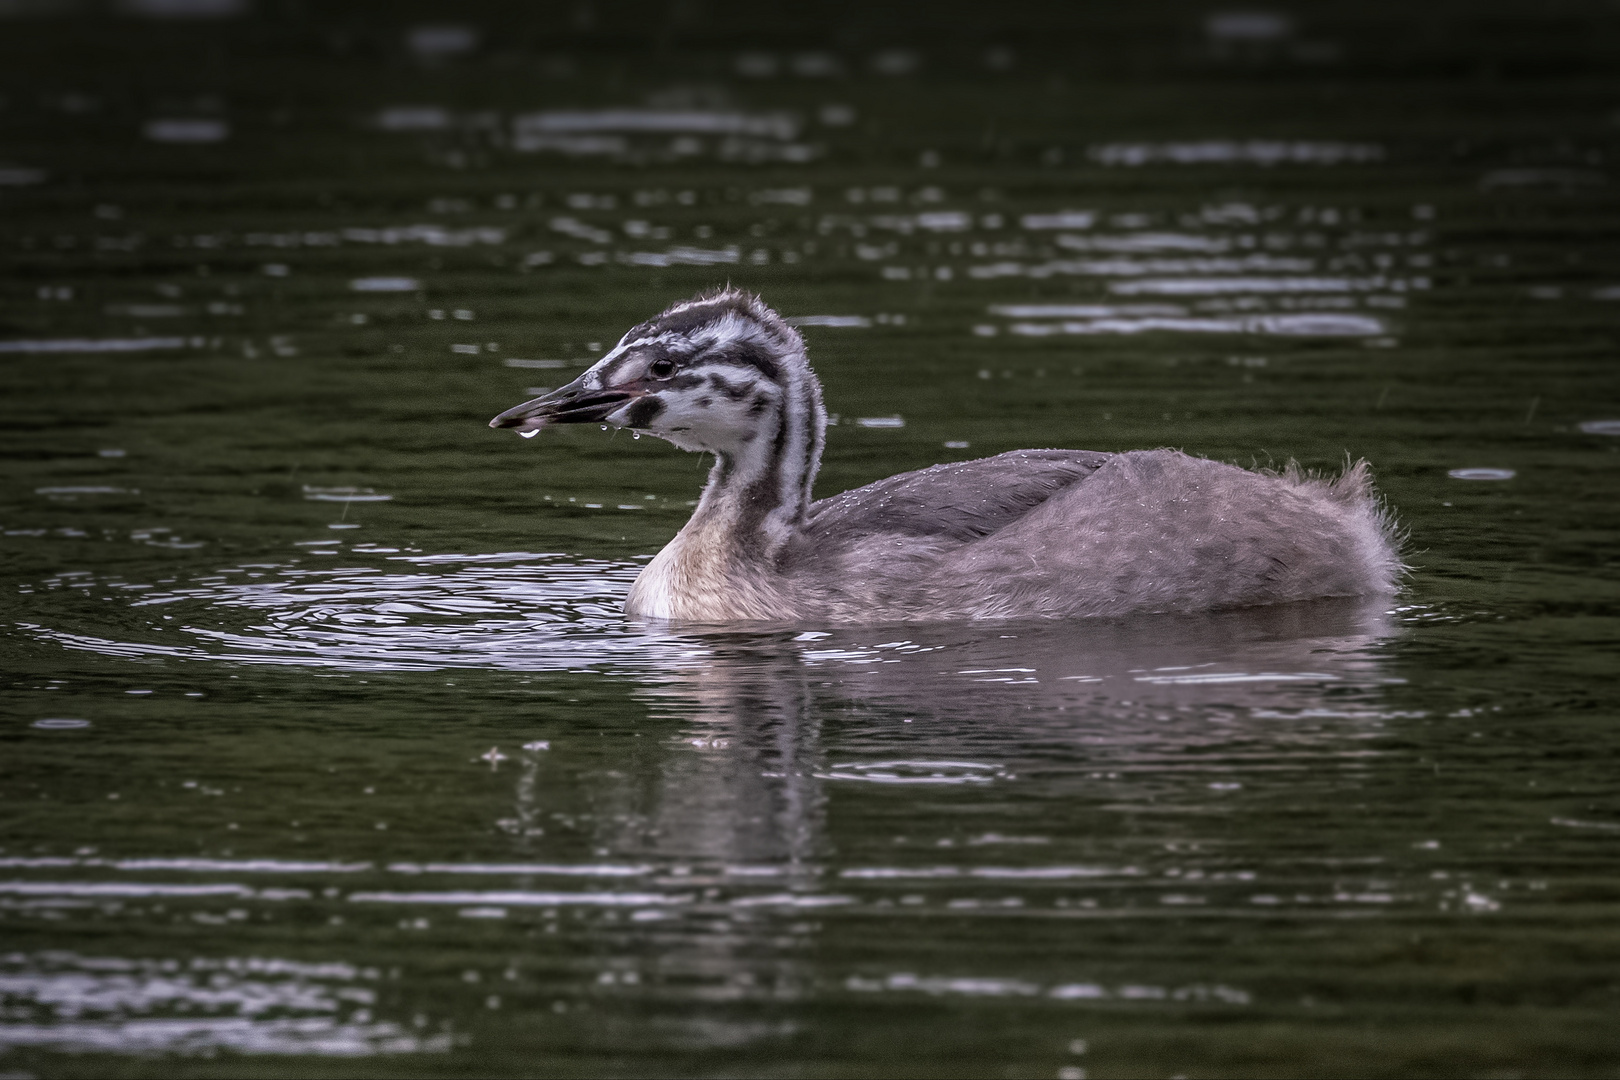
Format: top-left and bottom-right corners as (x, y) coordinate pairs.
(626, 357), (825, 621)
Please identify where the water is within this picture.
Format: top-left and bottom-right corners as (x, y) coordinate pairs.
(3, 2), (1619, 1075)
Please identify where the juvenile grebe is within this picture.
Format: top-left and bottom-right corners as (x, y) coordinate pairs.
(491, 287), (1401, 622)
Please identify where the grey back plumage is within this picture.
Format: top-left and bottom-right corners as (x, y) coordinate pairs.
(804, 449), (1111, 545)
(778, 448), (1400, 622)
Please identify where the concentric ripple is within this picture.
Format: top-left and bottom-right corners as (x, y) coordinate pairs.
(17, 553), (1407, 703)
(20, 552), (706, 674)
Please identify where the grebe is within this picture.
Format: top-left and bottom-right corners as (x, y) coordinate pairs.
(491, 288), (1401, 623)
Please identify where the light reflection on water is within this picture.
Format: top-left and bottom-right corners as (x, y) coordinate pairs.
(21, 554), (1396, 693)
(0, 951), (447, 1057)
(23, 555), (674, 672)
(3, 557), (1430, 1048)
(4, 3), (1618, 1072)
(18, 555), (1417, 928)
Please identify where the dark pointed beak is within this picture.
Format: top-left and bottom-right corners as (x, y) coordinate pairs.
(489, 374), (636, 432)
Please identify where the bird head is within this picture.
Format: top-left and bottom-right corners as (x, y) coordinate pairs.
(490, 287), (813, 456)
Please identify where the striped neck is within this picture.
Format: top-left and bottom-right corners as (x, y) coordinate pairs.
(687, 358), (825, 565)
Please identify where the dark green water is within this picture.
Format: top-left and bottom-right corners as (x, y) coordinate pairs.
(3, 3), (1620, 1076)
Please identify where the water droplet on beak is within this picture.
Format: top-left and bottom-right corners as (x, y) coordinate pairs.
(519, 429), (539, 439)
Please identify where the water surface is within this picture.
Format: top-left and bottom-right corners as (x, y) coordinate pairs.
(3, 2), (1619, 1076)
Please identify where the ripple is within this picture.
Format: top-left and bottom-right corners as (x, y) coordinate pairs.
(785, 314), (872, 327)
(349, 889), (675, 907)
(20, 554), (703, 674)
(1448, 468), (1516, 481)
(1551, 817), (1620, 831)
(1020, 211), (1097, 229)
(0, 857), (366, 873)
(0, 881), (256, 899)
(1133, 670), (1339, 686)
(386, 862), (651, 877)
(1109, 275), (1400, 295)
(847, 971), (1252, 1005)
(997, 312), (1386, 336)
(0, 951), (446, 1056)
(0, 337), (192, 354)
(348, 276), (420, 292)
(375, 105), (451, 131)
(1089, 140), (1382, 166)
(841, 865), (1136, 880)
(0, 1019), (446, 1056)
(19, 557), (1398, 703)
(35, 486), (133, 497)
(143, 118), (229, 143)
(301, 485), (393, 503)
(816, 761), (1009, 785)
(514, 108), (799, 141)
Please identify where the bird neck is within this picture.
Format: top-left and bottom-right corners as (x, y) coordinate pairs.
(687, 362), (825, 568)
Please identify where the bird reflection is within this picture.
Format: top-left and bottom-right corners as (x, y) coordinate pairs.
(578, 598), (1397, 868)
(631, 638), (829, 872)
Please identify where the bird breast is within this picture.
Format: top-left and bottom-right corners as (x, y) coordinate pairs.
(627, 522), (790, 621)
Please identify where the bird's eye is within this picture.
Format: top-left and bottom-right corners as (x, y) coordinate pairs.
(648, 357), (676, 378)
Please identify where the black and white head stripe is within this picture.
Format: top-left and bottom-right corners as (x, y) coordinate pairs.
(582, 287), (803, 389)
(598, 288), (824, 547)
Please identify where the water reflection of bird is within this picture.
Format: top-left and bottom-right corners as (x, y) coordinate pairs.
(605, 600), (1395, 865)
(491, 288), (1400, 623)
